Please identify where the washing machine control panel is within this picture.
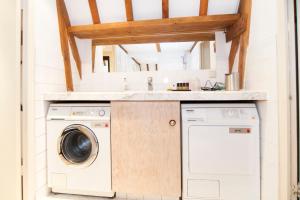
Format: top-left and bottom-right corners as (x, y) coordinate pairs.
(47, 104), (111, 120)
(71, 107), (110, 117)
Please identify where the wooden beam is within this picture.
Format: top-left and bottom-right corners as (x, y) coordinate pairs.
(238, 0), (252, 88)
(92, 33), (215, 45)
(118, 45), (142, 71)
(190, 42), (198, 53)
(156, 43), (161, 52)
(88, 0), (101, 24)
(69, 14), (241, 39)
(226, 15), (246, 42)
(59, 0), (82, 79)
(131, 57), (141, 66)
(238, 0), (252, 46)
(119, 45), (128, 54)
(56, 0), (73, 91)
(228, 37), (240, 73)
(92, 44), (96, 73)
(125, 0), (134, 21)
(200, 0), (209, 16)
(162, 0), (169, 18)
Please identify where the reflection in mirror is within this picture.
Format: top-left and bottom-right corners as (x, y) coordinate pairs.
(95, 42), (216, 73)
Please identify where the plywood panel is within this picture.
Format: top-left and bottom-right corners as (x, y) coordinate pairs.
(111, 101), (181, 197)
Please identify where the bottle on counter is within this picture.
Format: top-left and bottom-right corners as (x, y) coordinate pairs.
(123, 77), (129, 91)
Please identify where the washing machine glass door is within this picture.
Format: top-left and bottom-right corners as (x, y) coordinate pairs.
(58, 124), (98, 167)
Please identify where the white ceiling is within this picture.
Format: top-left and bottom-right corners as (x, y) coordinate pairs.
(65, 0), (240, 25)
(64, 0), (240, 64)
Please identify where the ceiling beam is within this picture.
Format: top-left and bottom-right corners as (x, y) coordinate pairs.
(237, 0), (252, 89)
(228, 37), (240, 73)
(56, 0), (74, 91)
(58, 0), (82, 79)
(69, 14), (240, 39)
(162, 0), (169, 19)
(88, 0), (101, 24)
(189, 42), (198, 53)
(119, 45), (128, 54)
(200, 0), (209, 16)
(91, 43), (96, 73)
(125, 0), (134, 21)
(132, 57), (141, 66)
(226, 15), (246, 42)
(92, 33), (215, 45)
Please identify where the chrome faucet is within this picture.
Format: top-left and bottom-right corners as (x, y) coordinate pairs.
(147, 77), (153, 91)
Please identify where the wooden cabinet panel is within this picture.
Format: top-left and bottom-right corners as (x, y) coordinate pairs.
(111, 101), (181, 197)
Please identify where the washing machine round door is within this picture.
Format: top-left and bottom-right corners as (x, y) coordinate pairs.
(58, 125), (98, 167)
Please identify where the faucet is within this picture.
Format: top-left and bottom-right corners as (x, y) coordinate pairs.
(147, 77), (153, 91)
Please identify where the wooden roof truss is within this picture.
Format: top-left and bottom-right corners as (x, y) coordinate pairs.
(56, 0), (251, 91)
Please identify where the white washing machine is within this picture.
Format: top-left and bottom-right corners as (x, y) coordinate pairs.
(46, 104), (114, 197)
(181, 104), (260, 200)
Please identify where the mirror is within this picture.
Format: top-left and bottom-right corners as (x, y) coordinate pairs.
(94, 41), (216, 73)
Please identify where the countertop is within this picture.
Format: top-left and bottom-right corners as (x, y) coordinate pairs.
(44, 90), (267, 101)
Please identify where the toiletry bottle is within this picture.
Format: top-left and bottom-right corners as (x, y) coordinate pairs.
(123, 77), (128, 91)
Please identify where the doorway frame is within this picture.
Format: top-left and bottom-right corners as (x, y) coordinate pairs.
(22, 0), (36, 199)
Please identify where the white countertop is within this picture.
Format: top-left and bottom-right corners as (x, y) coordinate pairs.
(44, 90), (267, 101)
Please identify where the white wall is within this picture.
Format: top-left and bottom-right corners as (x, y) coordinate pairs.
(33, 0), (80, 198)
(242, 0), (287, 199)
(0, 0), (22, 199)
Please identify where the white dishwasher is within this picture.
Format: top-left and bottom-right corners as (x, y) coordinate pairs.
(181, 104), (260, 200)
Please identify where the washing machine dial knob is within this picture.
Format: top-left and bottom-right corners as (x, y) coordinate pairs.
(99, 110), (106, 116)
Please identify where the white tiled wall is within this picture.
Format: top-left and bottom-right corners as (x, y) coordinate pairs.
(34, 0), (80, 198)
(243, 0), (280, 200)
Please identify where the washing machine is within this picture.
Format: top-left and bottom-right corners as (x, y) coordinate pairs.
(181, 103), (260, 200)
(46, 103), (114, 197)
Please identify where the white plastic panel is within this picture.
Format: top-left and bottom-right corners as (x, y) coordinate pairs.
(188, 125), (256, 175)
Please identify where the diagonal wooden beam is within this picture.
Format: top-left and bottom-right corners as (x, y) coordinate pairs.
(92, 33), (215, 45)
(56, 0), (74, 91)
(228, 37), (240, 73)
(125, 0), (134, 21)
(190, 42), (198, 53)
(88, 0), (101, 24)
(237, 0), (252, 89)
(132, 57), (141, 66)
(162, 0), (169, 19)
(119, 45), (128, 54)
(200, 0), (209, 16)
(89, 0), (101, 73)
(69, 14), (241, 39)
(226, 15), (246, 42)
(91, 43), (96, 73)
(59, 0), (82, 79)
